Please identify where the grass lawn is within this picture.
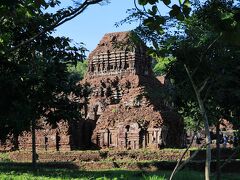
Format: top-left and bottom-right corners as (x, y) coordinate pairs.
(0, 164), (239, 180)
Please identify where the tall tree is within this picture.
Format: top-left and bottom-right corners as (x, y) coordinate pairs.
(0, 0), (105, 168)
(123, 0), (240, 179)
(167, 2), (240, 178)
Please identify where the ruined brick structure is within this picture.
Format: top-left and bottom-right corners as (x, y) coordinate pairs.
(18, 121), (71, 151)
(82, 31), (184, 149)
(0, 120), (70, 152)
(0, 31), (184, 152)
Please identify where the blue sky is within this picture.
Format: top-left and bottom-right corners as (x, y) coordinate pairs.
(53, 0), (140, 54)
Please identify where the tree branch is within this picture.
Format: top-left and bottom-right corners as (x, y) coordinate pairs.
(134, 0), (150, 18)
(170, 142), (207, 180)
(184, 64), (212, 180)
(204, 33), (222, 56)
(191, 33), (222, 78)
(8, 0), (103, 53)
(199, 77), (210, 93)
(169, 118), (201, 179)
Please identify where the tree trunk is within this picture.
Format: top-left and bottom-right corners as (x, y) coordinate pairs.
(12, 133), (19, 151)
(32, 118), (37, 170)
(216, 121), (221, 180)
(184, 65), (211, 180)
(84, 97), (88, 118)
(198, 95), (211, 180)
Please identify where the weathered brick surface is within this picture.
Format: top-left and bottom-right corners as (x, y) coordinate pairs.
(83, 31), (184, 149)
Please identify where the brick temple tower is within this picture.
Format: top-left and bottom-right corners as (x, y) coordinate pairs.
(82, 31), (185, 149)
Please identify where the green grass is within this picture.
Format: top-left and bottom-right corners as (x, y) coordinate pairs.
(0, 169), (195, 180)
(0, 164), (239, 180)
(0, 152), (11, 162)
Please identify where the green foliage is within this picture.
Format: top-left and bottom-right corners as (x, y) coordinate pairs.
(134, 0), (191, 35)
(199, 0), (240, 45)
(68, 60), (88, 82)
(127, 0), (240, 131)
(0, 0), (96, 144)
(0, 153), (11, 162)
(167, 1), (240, 128)
(183, 114), (201, 131)
(153, 56), (175, 76)
(138, 0), (159, 6)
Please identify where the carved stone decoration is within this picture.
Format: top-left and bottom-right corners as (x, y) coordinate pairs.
(86, 32), (152, 79)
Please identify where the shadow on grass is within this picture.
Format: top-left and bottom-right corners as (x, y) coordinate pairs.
(0, 162), (203, 180)
(0, 162), (239, 180)
(0, 164), (145, 180)
(0, 161), (79, 170)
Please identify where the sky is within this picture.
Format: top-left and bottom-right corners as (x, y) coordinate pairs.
(53, 0), (141, 55)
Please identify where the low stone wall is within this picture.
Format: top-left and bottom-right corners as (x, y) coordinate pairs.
(1, 160), (240, 173)
(9, 149), (189, 163)
(9, 148), (240, 163)
(7, 149), (240, 172)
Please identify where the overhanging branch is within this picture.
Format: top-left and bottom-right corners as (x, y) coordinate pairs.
(199, 77), (210, 93)
(8, 0), (104, 53)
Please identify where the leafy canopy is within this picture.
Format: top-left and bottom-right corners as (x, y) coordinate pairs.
(0, 0), (101, 143)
